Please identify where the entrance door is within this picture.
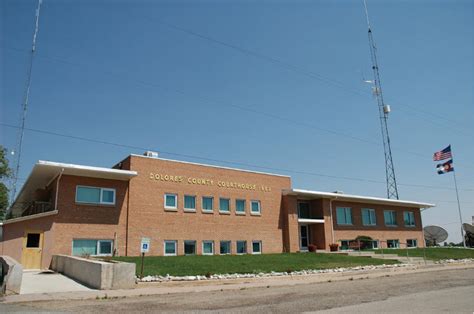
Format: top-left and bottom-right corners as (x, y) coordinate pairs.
(21, 231), (43, 269)
(300, 225), (309, 251)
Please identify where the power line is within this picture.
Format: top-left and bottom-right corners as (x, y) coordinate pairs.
(139, 17), (471, 134)
(2, 44), (473, 173)
(2, 45), (472, 173)
(1, 122), (473, 193)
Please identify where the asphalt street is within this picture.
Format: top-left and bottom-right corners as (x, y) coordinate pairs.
(1, 267), (473, 313)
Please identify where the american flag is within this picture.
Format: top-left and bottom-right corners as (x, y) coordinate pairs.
(433, 145), (452, 161)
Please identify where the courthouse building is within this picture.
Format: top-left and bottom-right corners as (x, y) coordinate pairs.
(0, 153), (434, 269)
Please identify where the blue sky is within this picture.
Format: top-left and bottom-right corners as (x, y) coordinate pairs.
(1, 0), (473, 243)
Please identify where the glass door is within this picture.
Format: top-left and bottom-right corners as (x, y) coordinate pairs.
(300, 225), (309, 251)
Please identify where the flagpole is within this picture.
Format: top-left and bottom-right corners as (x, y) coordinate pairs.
(451, 147), (466, 248)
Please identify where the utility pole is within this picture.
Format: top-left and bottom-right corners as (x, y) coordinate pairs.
(363, 0), (399, 199)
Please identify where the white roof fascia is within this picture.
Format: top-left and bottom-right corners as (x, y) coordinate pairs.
(37, 160), (137, 178)
(284, 188), (435, 208)
(130, 154), (291, 178)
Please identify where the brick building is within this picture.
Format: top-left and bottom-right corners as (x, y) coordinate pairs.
(0, 153), (434, 269)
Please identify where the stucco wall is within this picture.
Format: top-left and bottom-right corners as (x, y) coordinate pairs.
(1, 215), (55, 269)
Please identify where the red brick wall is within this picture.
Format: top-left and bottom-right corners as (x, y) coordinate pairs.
(327, 200), (424, 248)
(125, 156), (292, 256)
(52, 175), (130, 257)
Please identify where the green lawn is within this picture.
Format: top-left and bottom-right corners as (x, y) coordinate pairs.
(372, 247), (474, 260)
(113, 253), (397, 277)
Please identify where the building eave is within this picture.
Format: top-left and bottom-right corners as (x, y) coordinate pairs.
(0, 210), (58, 226)
(283, 188), (435, 208)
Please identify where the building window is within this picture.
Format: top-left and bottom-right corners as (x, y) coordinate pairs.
(72, 239), (113, 256)
(404, 211), (415, 227)
(407, 239), (417, 248)
(76, 186), (116, 205)
(251, 200), (261, 214)
(298, 202), (310, 219)
(236, 241), (247, 254)
(184, 195), (196, 211)
(219, 198), (230, 213)
(336, 207), (352, 225)
(236, 199), (246, 214)
(202, 197), (213, 212)
(184, 240), (196, 255)
(362, 208), (377, 226)
(384, 210), (397, 226)
(202, 241), (214, 255)
(252, 241), (262, 254)
(340, 240), (350, 250)
(370, 240), (379, 249)
(220, 241), (231, 255)
(387, 239), (400, 248)
(26, 233), (40, 248)
(164, 194), (177, 210)
(164, 240), (177, 256)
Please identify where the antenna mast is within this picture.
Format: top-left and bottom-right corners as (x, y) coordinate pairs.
(10, 0), (43, 204)
(363, 0), (399, 199)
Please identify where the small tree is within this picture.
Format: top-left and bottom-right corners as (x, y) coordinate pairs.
(0, 145), (12, 220)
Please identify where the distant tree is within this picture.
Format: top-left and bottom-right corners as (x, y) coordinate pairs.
(0, 145), (12, 220)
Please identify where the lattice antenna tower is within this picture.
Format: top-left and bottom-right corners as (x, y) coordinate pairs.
(10, 0), (43, 204)
(363, 0), (399, 199)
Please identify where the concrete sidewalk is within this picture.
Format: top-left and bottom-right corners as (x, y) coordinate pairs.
(3, 263), (474, 304)
(20, 270), (93, 295)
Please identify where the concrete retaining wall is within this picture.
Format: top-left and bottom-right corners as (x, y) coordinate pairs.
(0, 256), (23, 295)
(51, 255), (135, 290)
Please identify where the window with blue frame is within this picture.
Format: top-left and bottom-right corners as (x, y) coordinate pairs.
(298, 202), (310, 219)
(76, 186), (116, 205)
(384, 210), (397, 226)
(202, 241), (214, 255)
(404, 211), (415, 227)
(236, 199), (246, 214)
(72, 239), (113, 256)
(362, 208), (377, 226)
(202, 197), (213, 211)
(220, 241), (231, 254)
(184, 195), (196, 211)
(219, 198), (230, 212)
(164, 193), (177, 209)
(251, 200), (261, 214)
(236, 241), (247, 254)
(336, 207), (352, 225)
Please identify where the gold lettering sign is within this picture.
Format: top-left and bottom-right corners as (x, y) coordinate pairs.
(149, 172), (272, 192)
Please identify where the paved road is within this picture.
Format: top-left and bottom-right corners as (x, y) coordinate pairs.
(1, 267), (473, 313)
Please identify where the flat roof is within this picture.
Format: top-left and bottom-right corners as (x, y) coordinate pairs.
(283, 188), (435, 208)
(9, 160), (137, 215)
(130, 154), (291, 178)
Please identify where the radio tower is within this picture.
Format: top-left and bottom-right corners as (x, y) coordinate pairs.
(363, 0), (399, 199)
(10, 0), (43, 204)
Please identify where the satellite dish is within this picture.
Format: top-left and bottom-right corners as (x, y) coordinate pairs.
(424, 225), (448, 246)
(463, 223), (474, 235)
